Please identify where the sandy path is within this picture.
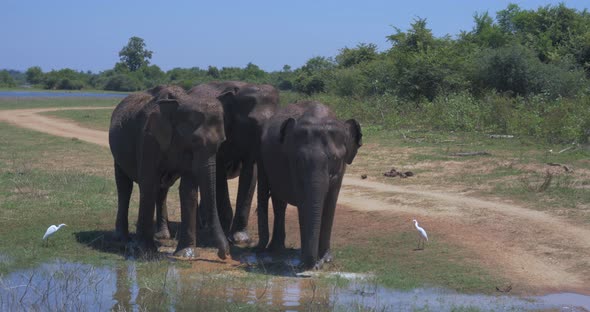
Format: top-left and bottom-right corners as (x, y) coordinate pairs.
(0, 107), (110, 146)
(1, 107), (588, 294)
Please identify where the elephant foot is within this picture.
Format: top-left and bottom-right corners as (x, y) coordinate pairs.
(154, 227), (171, 240)
(229, 231), (251, 246)
(217, 238), (230, 260)
(173, 247), (199, 260)
(217, 249), (228, 260)
(312, 250), (333, 270)
(320, 249), (333, 263)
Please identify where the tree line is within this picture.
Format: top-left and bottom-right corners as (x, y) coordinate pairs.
(2, 3), (590, 143)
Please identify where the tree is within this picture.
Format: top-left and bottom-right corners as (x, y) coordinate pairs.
(207, 66), (220, 78)
(0, 70), (16, 87)
(118, 36), (153, 72)
(336, 43), (379, 68)
(25, 66), (44, 85)
(387, 18), (435, 53)
(293, 57), (335, 94)
(241, 62), (267, 82)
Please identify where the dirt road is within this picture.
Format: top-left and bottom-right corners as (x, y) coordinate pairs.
(1, 107), (588, 294)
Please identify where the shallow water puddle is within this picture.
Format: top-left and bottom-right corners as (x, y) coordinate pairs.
(1, 260), (588, 311)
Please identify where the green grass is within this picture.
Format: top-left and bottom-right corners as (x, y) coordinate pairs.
(334, 232), (503, 294)
(0, 122), (117, 273)
(347, 127), (590, 224)
(42, 108), (113, 131)
(0, 97), (120, 110)
(0, 87), (128, 94)
(4, 97), (587, 305)
(0, 112), (504, 297)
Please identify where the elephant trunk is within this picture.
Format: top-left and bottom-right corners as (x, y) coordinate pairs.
(299, 165), (328, 269)
(197, 154), (230, 259)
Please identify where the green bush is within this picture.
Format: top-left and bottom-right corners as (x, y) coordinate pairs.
(294, 73), (325, 95)
(57, 78), (84, 90)
(424, 92), (485, 131)
(0, 70), (16, 87)
(25, 66), (44, 85)
(104, 74), (142, 91)
(538, 97), (590, 143)
(327, 67), (368, 97)
(472, 44), (588, 98)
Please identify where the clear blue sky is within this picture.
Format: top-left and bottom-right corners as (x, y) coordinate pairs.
(1, 0), (588, 73)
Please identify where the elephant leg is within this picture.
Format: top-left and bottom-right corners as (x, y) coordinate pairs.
(114, 163), (133, 242)
(154, 187), (171, 239)
(300, 178), (328, 270)
(256, 160), (270, 250)
(216, 155), (233, 236)
(318, 177), (343, 265)
(198, 154), (230, 259)
(135, 180), (158, 254)
(230, 160), (257, 245)
(174, 176), (199, 259)
(268, 198), (288, 252)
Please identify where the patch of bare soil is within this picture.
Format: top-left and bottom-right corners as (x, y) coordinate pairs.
(0, 107), (112, 147)
(2, 107), (589, 295)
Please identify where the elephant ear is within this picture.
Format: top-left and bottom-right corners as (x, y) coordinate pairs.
(216, 86), (239, 133)
(146, 99), (179, 151)
(344, 119), (362, 164)
(279, 118), (296, 143)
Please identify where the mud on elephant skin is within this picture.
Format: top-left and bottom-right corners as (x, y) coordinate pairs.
(108, 85), (233, 260)
(187, 81), (279, 246)
(256, 101), (362, 269)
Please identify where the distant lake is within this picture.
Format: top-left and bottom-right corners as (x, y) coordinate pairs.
(0, 91), (128, 98)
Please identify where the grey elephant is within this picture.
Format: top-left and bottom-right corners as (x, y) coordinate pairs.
(108, 85), (231, 259)
(256, 101), (362, 269)
(186, 81), (279, 244)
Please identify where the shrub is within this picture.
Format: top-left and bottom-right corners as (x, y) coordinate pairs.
(294, 74), (325, 95)
(424, 92), (485, 131)
(471, 44), (588, 98)
(0, 70), (16, 87)
(57, 78), (84, 90)
(104, 74), (142, 91)
(327, 67), (368, 97)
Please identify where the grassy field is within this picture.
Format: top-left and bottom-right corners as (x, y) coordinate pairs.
(2, 98), (589, 310)
(42, 108), (114, 131)
(0, 96), (119, 110)
(37, 106), (590, 225)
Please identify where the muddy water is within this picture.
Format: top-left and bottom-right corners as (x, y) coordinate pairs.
(1, 260), (588, 311)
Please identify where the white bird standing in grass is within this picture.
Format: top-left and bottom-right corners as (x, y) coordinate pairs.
(43, 224), (66, 246)
(412, 219), (428, 250)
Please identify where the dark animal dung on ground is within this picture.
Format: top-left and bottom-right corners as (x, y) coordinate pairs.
(383, 168), (414, 178)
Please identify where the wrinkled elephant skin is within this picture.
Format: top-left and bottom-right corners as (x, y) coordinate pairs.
(109, 85), (231, 259)
(257, 101), (362, 269)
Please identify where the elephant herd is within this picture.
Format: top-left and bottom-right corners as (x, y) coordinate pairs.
(108, 81), (362, 269)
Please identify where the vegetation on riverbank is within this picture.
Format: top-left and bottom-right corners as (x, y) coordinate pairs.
(2, 4), (589, 144)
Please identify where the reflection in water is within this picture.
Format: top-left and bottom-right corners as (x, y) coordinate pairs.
(0, 261), (116, 311)
(0, 260), (589, 311)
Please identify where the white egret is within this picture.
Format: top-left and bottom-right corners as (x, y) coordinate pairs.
(43, 224), (67, 246)
(412, 219), (428, 250)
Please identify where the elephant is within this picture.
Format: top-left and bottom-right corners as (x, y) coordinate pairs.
(256, 101), (362, 269)
(108, 85), (232, 259)
(185, 81), (279, 244)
